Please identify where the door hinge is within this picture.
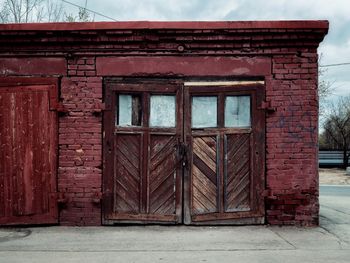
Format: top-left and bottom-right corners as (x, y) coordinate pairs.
(92, 191), (102, 204)
(56, 192), (68, 205)
(50, 102), (68, 113)
(258, 101), (276, 113)
(262, 189), (272, 198)
(92, 103), (106, 116)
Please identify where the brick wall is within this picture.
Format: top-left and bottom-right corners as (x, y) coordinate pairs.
(0, 21), (328, 226)
(58, 57), (103, 225)
(266, 52), (319, 225)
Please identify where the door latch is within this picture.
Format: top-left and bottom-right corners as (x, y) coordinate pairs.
(177, 141), (188, 168)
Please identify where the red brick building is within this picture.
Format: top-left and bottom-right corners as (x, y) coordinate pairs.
(0, 21), (328, 226)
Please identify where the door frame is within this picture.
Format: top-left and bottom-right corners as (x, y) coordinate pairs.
(102, 78), (266, 225)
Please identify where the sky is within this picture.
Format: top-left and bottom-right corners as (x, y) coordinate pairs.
(63, 0), (350, 102)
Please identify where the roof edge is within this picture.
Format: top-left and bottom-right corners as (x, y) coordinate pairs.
(0, 20), (329, 31)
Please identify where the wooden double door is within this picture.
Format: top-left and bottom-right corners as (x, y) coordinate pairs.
(103, 80), (265, 225)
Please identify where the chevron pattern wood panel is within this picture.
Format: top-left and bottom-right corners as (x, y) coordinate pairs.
(115, 134), (141, 213)
(225, 134), (251, 212)
(149, 135), (177, 215)
(191, 136), (218, 215)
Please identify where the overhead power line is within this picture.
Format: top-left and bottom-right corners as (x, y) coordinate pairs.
(61, 0), (118, 21)
(320, 62), (350, 68)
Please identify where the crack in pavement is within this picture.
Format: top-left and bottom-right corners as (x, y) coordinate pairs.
(1, 248), (349, 253)
(267, 228), (297, 250)
(0, 248), (307, 252)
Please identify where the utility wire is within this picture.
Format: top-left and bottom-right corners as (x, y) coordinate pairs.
(61, 0), (118, 21)
(320, 62), (350, 68)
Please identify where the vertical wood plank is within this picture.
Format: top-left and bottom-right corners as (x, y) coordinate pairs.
(48, 90), (58, 220)
(40, 91), (49, 213)
(10, 92), (17, 216)
(253, 89), (266, 215)
(183, 87), (192, 224)
(218, 93), (225, 128)
(142, 92), (150, 214)
(218, 133), (224, 213)
(218, 93), (225, 214)
(24, 91), (34, 216)
(3, 93), (13, 218)
(102, 86), (115, 220)
(175, 86), (183, 223)
(0, 93), (5, 217)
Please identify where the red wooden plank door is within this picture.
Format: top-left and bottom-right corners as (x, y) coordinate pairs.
(103, 82), (183, 224)
(0, 83), (58, 225)
(184, 84), (265, 224)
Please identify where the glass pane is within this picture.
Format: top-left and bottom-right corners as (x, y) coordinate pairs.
(225, 96), (251, 127)
(150, 95), (176, 127)
(116, 94), (142, 126)
(192, 96), (217, 128)
(117, 95), (132, 126)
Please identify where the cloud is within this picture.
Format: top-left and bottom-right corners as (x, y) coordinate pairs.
(319, 40), (350, 98)
(75, 0), (350, 22)
(320, 42), (350, 69)
(69, 0), (240, 21)
(224, 0), (350, 20)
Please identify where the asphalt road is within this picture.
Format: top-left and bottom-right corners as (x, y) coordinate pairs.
(319, 184), (350, 251)
(319, 185), (350, 219)
(320, 185), (350, 197)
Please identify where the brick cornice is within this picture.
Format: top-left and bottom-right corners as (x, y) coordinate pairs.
(0, 21), (328, 55)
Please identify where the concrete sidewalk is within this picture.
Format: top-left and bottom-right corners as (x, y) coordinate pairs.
(0, 186), (349, 263)
(0, 225), (349, 263)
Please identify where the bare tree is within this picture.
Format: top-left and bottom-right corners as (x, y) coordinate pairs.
(64, 0), (93, 22)
(45, 0), (64, 22)
(320, 95), (350, 168)
(0, 5), (9, 22)
(0, 0), (64, 23)
(318, 55), (334, 117)
(1, 0), (43, 23)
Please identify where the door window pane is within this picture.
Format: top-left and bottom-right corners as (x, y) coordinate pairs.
(150, 95), (176, 127)
(192, 96), (217, 128)
(225, 96), (250, 127)
(116, 94), (142, 126)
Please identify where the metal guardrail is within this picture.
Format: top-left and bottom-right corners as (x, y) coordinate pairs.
(319, 150), (348, 167)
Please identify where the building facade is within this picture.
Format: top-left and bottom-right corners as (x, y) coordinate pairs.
(0, 21), (328, 226)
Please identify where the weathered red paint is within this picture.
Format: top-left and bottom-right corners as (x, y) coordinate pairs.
(0, 21), (328, 226)
(0, 58), (66, 75)
(0, 80), (58, 225)
(96, 56), (271, 76)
